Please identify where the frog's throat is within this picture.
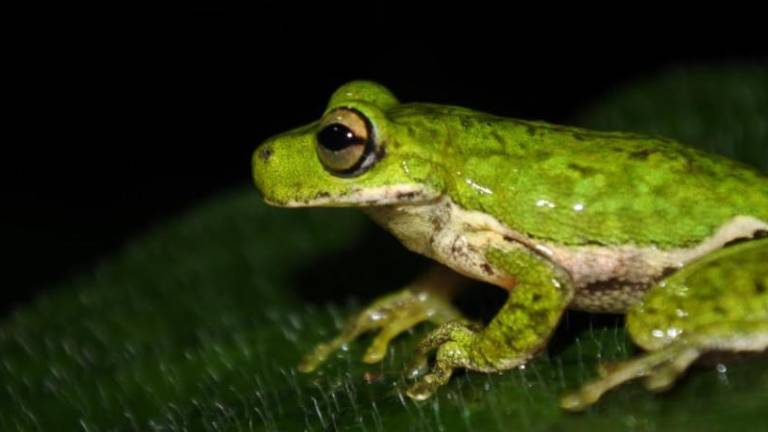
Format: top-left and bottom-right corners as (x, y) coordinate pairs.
(269, 184), (442, 208)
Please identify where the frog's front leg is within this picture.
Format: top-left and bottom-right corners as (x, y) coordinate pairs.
(407, 246), (573, 400)
(298, 266), (468, 372)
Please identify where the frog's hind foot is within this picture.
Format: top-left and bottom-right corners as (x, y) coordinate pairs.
(298, 269), (465, 373)
(560, 320), (768, 411)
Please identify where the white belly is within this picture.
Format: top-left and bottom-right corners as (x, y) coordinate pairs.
(365, 196), (768, 313)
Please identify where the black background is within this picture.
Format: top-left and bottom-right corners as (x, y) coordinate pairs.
(4, 6), (766, 316)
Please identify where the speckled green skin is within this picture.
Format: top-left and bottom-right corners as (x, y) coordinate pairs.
(252, 81), (768, 408)
(629, 238), (768, 351)
(254, 81), (768, 247)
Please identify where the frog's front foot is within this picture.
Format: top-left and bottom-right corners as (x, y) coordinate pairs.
(405, 320), (486, 400)
(298, 269), (465, 372)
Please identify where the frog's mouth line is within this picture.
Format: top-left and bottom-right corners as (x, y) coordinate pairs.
(270, 184), (442, 208)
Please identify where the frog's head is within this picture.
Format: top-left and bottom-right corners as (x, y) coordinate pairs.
(253, 81), (444, 207)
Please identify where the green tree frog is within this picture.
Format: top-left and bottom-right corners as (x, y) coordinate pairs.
(252, 81), (768, 410)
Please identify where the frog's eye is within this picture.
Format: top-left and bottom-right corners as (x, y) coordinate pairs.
(316, 108), (376, 176)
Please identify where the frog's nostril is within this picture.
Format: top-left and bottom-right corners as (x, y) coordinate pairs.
(260, 147), (273, 162)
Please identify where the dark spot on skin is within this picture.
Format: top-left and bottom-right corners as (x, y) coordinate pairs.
(430, 217), (442, 232)
(753, 230), (768, 239)
(571, 133), (588, 141)
(428, 217), (442, 247)
(503, 235), (516, 243)
(532, 293), (542, 302)
(396, 191), (419, 200)
(450, 236), (472, 262)
(314, 191), (331, 200)
(259, 147), (273, 162)
(756, 280), (766, 295)
(629, 149), (655, 160)
(451, 238), (462, 255)
(481, 263), (494, 276)
(491, 131), (507, 146)
(526, 126), (537, 137)
(713, 305), (727, 315)
(567, 163), (597, 177)
(580, 278), (650, 294)
(461, 117), (472, 129)
(526, 307), (555, 331)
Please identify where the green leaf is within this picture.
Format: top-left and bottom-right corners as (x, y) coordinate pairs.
(2, 66), (766, 431)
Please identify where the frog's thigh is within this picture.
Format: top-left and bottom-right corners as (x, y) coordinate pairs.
(562, 239), (768, 411)
(407, 246), (573, 400)
(298, 265), (467, 372)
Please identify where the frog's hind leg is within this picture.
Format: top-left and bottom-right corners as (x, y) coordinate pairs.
(298, 266), (467, 372)
(560, 320), (768, 411)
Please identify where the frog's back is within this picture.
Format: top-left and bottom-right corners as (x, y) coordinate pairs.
(488, 119), (768, 247)
(390, 104), (768, 248)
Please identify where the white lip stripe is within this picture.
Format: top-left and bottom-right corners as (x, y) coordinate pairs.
(282, 184), (440, 207)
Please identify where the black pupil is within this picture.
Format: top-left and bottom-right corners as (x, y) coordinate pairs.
(318, 124), (363, 151)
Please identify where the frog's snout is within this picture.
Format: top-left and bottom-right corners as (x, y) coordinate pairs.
(251, 138), (304, 207)
(251, 141), (276, 200)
